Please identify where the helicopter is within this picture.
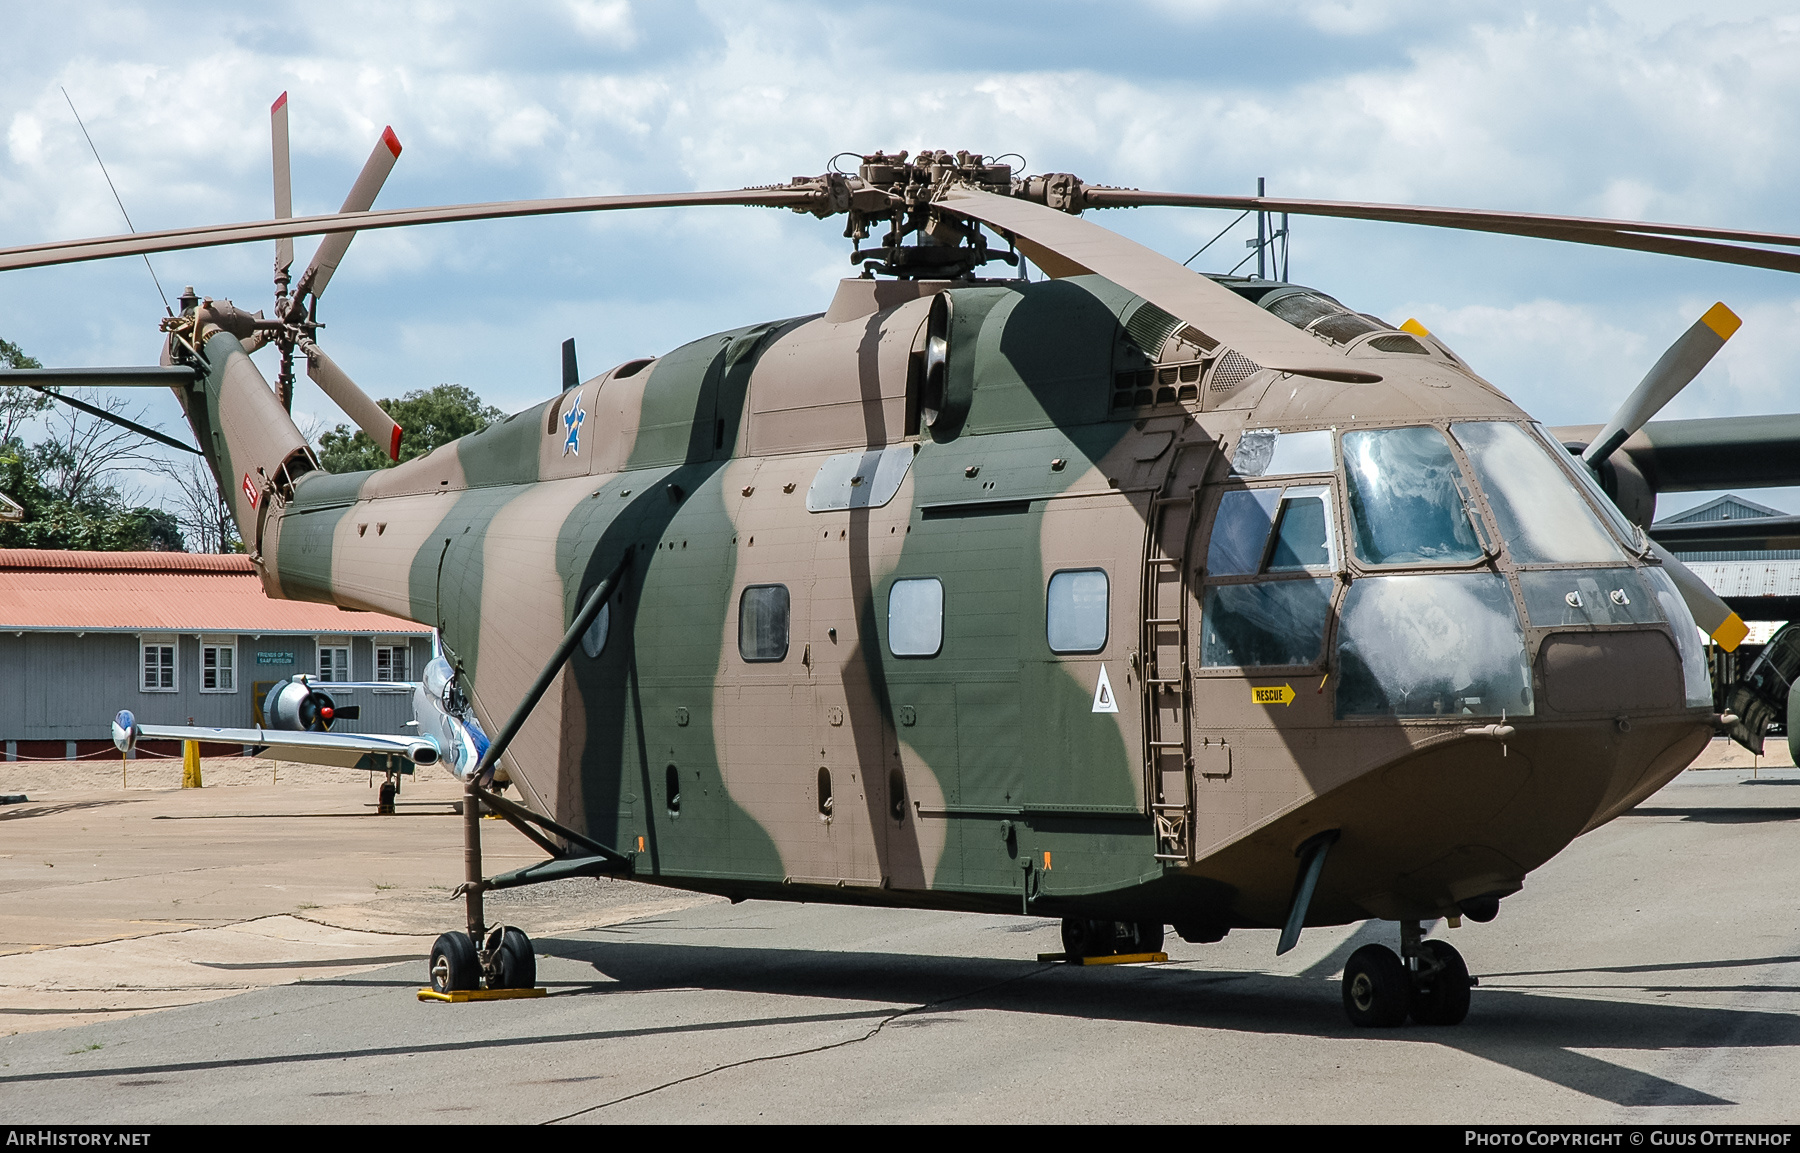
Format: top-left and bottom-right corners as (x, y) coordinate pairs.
(7, 93), (1800, 1029)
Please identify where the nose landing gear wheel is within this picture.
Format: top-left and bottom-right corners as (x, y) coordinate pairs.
(429, 931), (478, 994)
(1408, 939), (1471, 1026)
(1342, 943), (1409, 1027)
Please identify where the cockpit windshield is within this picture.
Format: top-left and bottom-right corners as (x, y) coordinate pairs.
(1341, 427), (1485, 566)
(1450, 422), (1624, 564)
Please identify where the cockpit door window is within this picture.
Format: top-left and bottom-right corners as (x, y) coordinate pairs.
(1342, 427), (1485, 567)
(1206, 485), (1337, 578)
(1265, 485), (1335, 572)
(1199, 483), (1340, 669)
(1451, 421), (1624, 565)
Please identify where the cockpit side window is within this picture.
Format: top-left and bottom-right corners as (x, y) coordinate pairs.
(1451, 422), (1623, 565)
(1200, 483), (1339, 669)
(1342, 427), (1485, 567)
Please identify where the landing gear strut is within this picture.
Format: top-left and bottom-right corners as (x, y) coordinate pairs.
(1341, 920), (1473, 1028)
(426, 551), (636, 996)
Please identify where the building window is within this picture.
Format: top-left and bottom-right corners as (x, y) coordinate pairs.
(738, 585), (790, 662)
(318, 645), (350, 682)
(201, 640), (237, 692)
(375, 644), (410, 682)
(141, 639), (177, 692)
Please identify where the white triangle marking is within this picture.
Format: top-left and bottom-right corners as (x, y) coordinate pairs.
(1092, 664), (1119, 713)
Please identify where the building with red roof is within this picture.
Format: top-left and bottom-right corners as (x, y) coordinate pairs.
(0, 550), (430, 759)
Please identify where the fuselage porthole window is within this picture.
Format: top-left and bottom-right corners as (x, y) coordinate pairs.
(738, 584), (791, 662)
(888, 577), (944, 658)
(1047, 569), (1109, 654)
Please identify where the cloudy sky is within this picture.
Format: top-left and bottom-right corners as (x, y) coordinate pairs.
(4, 0), (1799, 515)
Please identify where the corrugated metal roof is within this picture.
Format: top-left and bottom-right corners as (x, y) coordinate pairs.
(0, 550), (428, 634)
(0, 549), (253, 572)
(1683, 559), (1800, 599)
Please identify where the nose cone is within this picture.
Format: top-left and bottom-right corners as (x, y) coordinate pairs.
(320, 705), (335, 721)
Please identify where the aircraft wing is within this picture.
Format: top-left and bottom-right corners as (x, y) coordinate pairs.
(117, 717), (439, 769)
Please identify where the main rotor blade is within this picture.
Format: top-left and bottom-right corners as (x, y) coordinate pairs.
(272, 92), (293, 280)
(936, 186), (1355, 372)
(1650, 541), (1748, 652)
(0, 187), (821, 274)
(295, 336), (402, 461)
(1085, 189), (1800, 276)
(0, 366), (196, 388)
(293, 125), (402, 306)
(1585, 303), (1741, 468)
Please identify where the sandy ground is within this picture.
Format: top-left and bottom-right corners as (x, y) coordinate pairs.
(0, 758), (717, 1035)
(0, 735), (1782, 1040)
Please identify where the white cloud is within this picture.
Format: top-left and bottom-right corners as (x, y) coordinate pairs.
(2, 0), (1799, 469)
(567, 0), (638, 46)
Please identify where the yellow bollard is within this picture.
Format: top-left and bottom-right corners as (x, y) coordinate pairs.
(182, 740), (202, 789)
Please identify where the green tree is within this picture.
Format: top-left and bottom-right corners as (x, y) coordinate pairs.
(0, 334), (186, 552)
(1, 336), (53, 443)
(0, 442), (185, 551)
(317, 384), (504, 473)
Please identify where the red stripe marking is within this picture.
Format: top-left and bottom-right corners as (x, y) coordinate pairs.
(272, 92), (288, 112)
(389, 424), (403, 461)
(381, 126), (402, 157)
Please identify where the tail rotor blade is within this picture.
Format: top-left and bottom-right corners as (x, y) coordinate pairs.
(1650, 540), (1749, 652)
(1584, 303), (1741, 467)
(296, 336), (403, 461)
(292, 126), (403, 306)
(272, 92), (293, 280)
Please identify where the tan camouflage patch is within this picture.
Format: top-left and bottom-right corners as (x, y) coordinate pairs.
(464, 475), (598, 825)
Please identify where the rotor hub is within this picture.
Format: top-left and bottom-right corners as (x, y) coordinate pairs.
(773, 150), (1089, 280)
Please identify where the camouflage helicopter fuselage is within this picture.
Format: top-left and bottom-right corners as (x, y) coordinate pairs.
(172, 270), (1714, 937)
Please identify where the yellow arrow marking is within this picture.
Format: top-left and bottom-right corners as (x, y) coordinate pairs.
(1252, 683), (1296, 707)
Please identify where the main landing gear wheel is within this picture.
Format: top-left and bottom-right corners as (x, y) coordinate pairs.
(1409, 939), (1471, 1026)
(378, 780), (397, 814)
(1132, 921), (1165, 954)
(1061, 918), (1116, 958)
(1342, 944), (1409, 1027)
(429, 931), (479, 994)
(492, 926), (537, 990)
